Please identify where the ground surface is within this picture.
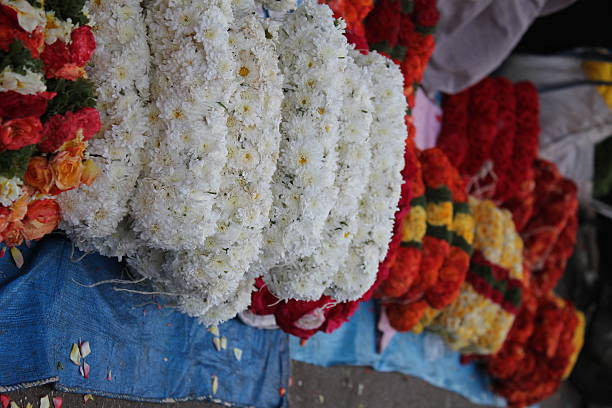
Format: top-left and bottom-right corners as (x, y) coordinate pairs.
(8, 361), (580, 408)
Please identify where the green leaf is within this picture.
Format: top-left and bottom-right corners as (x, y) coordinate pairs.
(45, 0), (88, 25)
(0, 40), (43, 76)
(0, 145), (36, 180)
(43, 78), (97, 121)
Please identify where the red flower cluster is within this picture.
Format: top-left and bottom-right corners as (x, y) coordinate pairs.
(249, 278), (361, 340)
(41, 26), (96, 80)
(484, 292), (584, 407)
(0, 2), (100, 248)
(521, 159), (578, 294)
(437, 78), (540, 223)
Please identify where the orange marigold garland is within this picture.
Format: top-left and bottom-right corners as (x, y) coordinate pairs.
(385, 147), (456, 332)
(486, 293), (585, 407)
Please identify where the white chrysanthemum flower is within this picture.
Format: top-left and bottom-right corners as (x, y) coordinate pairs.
(126, 1), (282, 324)
(328, 51), (407, 301)
(0, 176), (22, 207)
(0, 67), (46, 95)
(265, 51), (375, 300)
(59, 0), (151, 259)
(260, 1), (349, 298)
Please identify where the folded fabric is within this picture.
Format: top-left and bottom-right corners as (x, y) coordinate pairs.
(0, 235), (289, 408)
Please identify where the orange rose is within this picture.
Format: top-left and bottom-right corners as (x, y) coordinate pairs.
(2, 220), (24, 247)
(80, 158), (100, 186)
(50, 149), (84, 191)
(24, 156), (54, 193)
(22, 199), (60, 241)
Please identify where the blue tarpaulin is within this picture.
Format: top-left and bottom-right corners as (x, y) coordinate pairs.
(289, 301), (507, 407)
(0, 235), (289, 408)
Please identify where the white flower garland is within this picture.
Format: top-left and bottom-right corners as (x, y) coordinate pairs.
(259, 0), (348, 284)
(128, 3), (284, 324)
(130, 0), (236, 251)
(265, 51), (374, 300)
(328, 51), (407, 302)
(58, 0), (151, 259)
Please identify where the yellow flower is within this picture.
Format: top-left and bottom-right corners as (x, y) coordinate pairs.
(426, 201), (453, 228)
(452, 212), (474, 245)
(401, 204), (427, 243)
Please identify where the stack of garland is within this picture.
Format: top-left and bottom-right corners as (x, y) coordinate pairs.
(381, 147), (475, 333)
(475, 291), (585, 407)
(436, 77), (540, 231)
(246, 0), (439, 339)
(436, 77), (584, 405)
(0, 0), (99, 258)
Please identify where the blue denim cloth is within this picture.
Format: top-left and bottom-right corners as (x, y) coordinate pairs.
(289, 301), (507, 407)
(0, 235), (289, 408)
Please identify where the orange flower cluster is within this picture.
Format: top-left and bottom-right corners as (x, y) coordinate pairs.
(0, 2), (100, 249)
(483, 291), (584, 407)
(380, 148), (473, 332)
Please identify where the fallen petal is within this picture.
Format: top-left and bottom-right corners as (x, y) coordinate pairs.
(25, 404), (32, 408)
(0, 395), (9, 408)
(10, 247), (23, 268)
(9, 401), (19, 408)
(69, 343), (80, 365)
(212, 337), (221, 351)
(106, 369), (112, 381)
(83, 395), (94, 404)
(79, 341), (91, 358)
(211, 375), (218, 395)
(208, 325), (219, 337)
(80, 361), (90, 378)
(39, 396), (49, 408)
(233, 348), (242, 361)
(279, 387), (286, 397)
(220, 337), (227, 350)
(52, 397), (62, 408)
(25, 240), (31, 248)
(0, 247), (6, 258)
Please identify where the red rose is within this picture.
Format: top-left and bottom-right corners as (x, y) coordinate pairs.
(0, 116), (43, 150)
(22, 199), (60, 241)
(41, 25), (95, 80)
(0, 91), (56, 120)
(69, 26), (96, 66)
(40, 107), (101, 153)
